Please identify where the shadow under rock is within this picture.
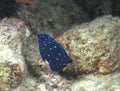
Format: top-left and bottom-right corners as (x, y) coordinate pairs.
(0, 1), (20, 19)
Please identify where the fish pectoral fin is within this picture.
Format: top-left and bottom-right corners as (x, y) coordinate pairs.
(62, 66), (69, 72)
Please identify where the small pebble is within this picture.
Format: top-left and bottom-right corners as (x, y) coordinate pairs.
(53, 88), (58, 91)
(110, 88), (120, 91)
(58, 80), (64, 87)
(37, 84), (48, 91)
(65, 89), (71, 91)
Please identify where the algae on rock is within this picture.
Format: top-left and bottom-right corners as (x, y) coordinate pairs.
(0, 18), (29, 90)
(56, 15), (120, 74)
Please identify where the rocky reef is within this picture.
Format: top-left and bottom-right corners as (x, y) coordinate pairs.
(0, 0), (120, 91)
(56, 15), (120, 74)
(23, 15), (120, 91)
(16, 0), (120, 35)
(0, 18), (29, 90)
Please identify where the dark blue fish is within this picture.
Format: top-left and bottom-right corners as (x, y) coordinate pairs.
(38, 34), (72, 72)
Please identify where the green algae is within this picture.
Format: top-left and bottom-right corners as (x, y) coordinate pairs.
(0, 63), (11, 84)
(0, 62), (23, 90)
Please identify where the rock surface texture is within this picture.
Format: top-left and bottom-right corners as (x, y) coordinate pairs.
(0, 18), (29, 90)
(56, 15), (120, 74)
(18, 0), (89, 35)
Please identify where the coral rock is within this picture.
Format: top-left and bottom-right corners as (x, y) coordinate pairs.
(0, 18), (30, 90)
(56, 15), (120, 74)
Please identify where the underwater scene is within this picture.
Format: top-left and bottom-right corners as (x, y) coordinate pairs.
(0, 0), (120, 91)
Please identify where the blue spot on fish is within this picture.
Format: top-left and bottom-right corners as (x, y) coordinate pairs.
(38, 34), (72, 72)
(49, 48), (52, 51)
